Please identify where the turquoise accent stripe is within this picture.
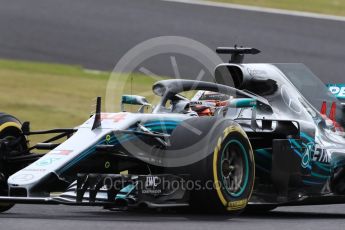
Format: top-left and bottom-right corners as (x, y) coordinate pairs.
(301, 142), (309, 148)
(148, 127), (175, 132)
(58, 121), (180, 174)
(292, 149), (303, 158)
(255, 164), (270, 174)
(300, 132), (314, 143)
(230, 98), (257, 108)
(314, 162), (332, 173)
(303, 180), (324, 185)
(116, 184), (135, 199)
(289, 139), (302, 150)
(144, 120), (180, 133)
(144, 121), (180, 127)
(58, 134), (127, 173)
(147, 125), (177, 129)
(311, 171), (330, 180)
(255, 149), (272, 159)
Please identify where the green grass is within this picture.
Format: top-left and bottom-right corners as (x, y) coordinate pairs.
(211, 0), (345, 16)
(0, 59), (159, 136)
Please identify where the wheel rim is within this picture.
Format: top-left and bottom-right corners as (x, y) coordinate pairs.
(220, 140), (249, 197)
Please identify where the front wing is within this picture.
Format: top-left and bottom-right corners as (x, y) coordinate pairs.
(0, 174), (189, 208)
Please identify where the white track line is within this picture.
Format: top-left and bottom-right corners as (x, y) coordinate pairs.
(162, 0), (345, 22)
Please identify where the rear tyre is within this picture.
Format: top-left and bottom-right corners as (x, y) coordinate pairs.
(331, 167), (345, 195)
(0, 113), (27, 213)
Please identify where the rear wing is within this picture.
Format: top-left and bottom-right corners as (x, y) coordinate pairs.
(327, 84), (345, 105)
(327, 84), (345, 128)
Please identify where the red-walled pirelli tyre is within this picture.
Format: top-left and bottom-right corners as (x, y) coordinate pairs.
(0, 113), (27, 213)
(167, 118), (255, 214)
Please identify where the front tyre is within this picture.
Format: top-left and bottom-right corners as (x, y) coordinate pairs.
(210, 125), (255, 213)
(0, 203), (14, 213)
(191, 123), (255, 214)
(168, 118), (255, 214)
(0, 113), (27, 213)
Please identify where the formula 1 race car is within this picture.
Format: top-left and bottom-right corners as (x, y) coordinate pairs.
(1, 47), (345, 214)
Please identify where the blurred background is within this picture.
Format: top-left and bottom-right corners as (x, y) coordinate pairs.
(0, 0), (344, 130)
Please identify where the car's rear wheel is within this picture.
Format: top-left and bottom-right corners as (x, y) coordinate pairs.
(0, 113), (27, 213)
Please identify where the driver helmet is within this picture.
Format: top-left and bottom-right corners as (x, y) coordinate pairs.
(191, 91), (232, 116)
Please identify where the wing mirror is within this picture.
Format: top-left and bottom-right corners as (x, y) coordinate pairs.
(121, 95), (152, 113)
(228, 98), (273, 113)
(227, 98), (257, 108)
(226, 98), (274, 131)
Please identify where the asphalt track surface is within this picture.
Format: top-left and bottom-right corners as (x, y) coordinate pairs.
(1, 204), (345, 230)
(0, 0), (345, 82)
(1, 0), (345, 229)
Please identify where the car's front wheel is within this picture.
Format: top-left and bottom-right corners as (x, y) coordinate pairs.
(0, 113), (27, 213)
(167, 118), (255, 214)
